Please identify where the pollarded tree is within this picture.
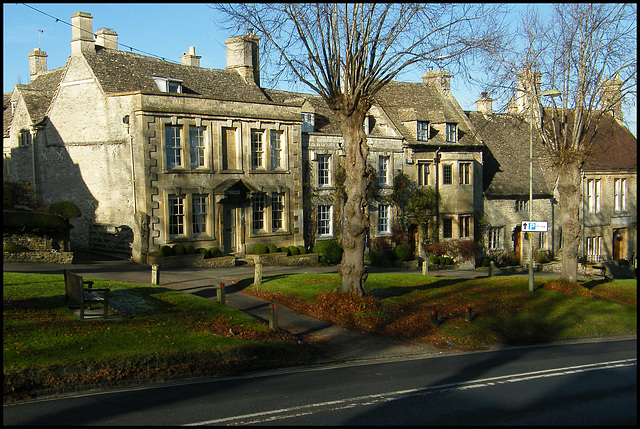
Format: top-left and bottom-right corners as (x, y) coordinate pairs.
(215, 3), (506, 295)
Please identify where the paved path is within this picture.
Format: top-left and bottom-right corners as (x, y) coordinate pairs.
(2, 254), (569, 364)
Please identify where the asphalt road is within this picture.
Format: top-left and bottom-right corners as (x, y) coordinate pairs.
(3, 338), (636, 426)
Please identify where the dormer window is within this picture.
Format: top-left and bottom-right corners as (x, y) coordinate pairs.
(446, 123), (457, 142)
(153, 76), (183, 93)
(417, 121), (429, 141)
(301, 112), (315, 133)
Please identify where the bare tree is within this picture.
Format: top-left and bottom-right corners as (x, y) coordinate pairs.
(480, 4), (636, 283)
(214, 3), (506, 295)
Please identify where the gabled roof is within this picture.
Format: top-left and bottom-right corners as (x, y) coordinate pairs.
(374, 80), (482, 147)
(263, 89), (343, 135)
(13, 67), (65, 126)
(467, 111), (552, 199)
(580, 114), (637, 171)
(3, 93), (12, 138)
(84, 47), (272, 104)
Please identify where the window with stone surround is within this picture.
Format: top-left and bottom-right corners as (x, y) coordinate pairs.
(252, 193), (265, 232)
(168, 195), (185, 237)
(272, 192), (284, 231)
(251, 130), (265, 170)
(318, 205), (333, 237)
(378, 155), (390, 186)
(318, 154), (332, 187)
(189, 126), (206, 169)
(191, 194), (208, 236)
(614, 178), (627, 212)
(270, 130), (283, 170)
(165, 125), (182, 169)
(378, 204), (391, 234)
(442, 164), (452, 185)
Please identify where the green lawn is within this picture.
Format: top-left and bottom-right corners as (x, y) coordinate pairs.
(247, 273), (637, 348)
(3, 272), (311, 401)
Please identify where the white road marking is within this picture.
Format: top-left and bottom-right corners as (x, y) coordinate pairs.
(185, 358), (636, 426)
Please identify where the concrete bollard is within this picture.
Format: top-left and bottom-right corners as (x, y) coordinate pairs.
(488, 261), (494, 277)
(465, 307), (473, 322)
(422, 260), (429, 276)
(217, 282), (225, 305)
(269, 303), (278, 330)
(151, 264), (160, 284)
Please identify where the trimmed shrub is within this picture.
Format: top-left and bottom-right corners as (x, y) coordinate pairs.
(253, 244), (269, 254)
(3, 210), (68, 234)
(3, 242), (29, 253)
(395, 245), (412, 261)
(288, 245), (300, 255)
(267, 244), (278, 254)
(438, 256), (446, 266)
(444, 256), (454, 265)
(297, 245), (306, 254)
(47, 201), (81, 220)
(158, 245), (174, 257)
(198, 248), (211, 258)
(209, 247), (222, 258)
(279, 246), (291, 256)
(172, 244), (185, 256)
(313, 240), (343, 264)
(482, 257), (491, 267)
(367, 250), (388, 267)
(428, 255), (439, 265)
(184, 244), (196, 255)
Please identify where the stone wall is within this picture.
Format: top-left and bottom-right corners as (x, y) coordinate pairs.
(146, 253), (236, 269)
(245, 252), (319, 266)
(3, 251), (74, 264)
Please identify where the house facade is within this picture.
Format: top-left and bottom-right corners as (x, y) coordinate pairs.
(4, 11), (636, 269)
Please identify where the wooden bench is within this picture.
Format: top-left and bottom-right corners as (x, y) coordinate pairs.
(64, 270), (111, 319)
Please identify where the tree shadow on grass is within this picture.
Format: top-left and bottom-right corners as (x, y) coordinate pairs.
(368, 278), (465, 300)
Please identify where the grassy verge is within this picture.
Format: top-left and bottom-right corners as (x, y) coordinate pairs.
(246, 273), (636, 349)
(3, 272), (312, 402)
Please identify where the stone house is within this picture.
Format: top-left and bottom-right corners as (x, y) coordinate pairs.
(467, 71), (637, 268)
(4, 12), (305, 263)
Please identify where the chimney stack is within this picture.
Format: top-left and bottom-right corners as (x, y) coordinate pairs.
(601, 73), (623, 121)
(28, 48), (48, 79)
(516, 67), (541, 116)
(225, 32), (260, 86)
(423, 69), (452, 91)
(180, 46), (201, 67)
(95, 28), (118, 50)
(71, 12), (95, 55)
(476, 91), (493, 116)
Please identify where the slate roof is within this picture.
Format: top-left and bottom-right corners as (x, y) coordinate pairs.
(467, 111), (552, 198)
(13, 67), (65, 126)
(263, 89), (343, 135)
(84, 47), (272, 104)
(577, 114), (637, 171)
(374, 81), (482, 147)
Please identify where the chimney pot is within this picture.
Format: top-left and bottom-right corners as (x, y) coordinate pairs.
(28, 48), (48, 78)
(70, 12), (95, 55)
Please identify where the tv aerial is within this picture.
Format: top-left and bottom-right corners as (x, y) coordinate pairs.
(37, 29), (55, 49)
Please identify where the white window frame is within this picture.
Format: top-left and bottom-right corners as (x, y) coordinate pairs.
(586, 236), (602, 262)
(191, 194), (208, 236)
(459, 162), (471, 185)
(614, 178), (627, 212)
(270, 130), (283, 170)
(587, 179), (601, 213)
(252, 193), (265, 232)
(165, 125), (183, 169)
(417, 121), (429, 141)
(488, 227), (502, 249)
(378, 204), (391, 234)
(318, 154), (332, 187)
(318, 205), (333, 237)
(189, 125), (206, 169)
(302, 112), (315, 133)
(446, 123), (457, 142)
(459, 215), (471, 238)
(271, 192), (284, 231)
(418, 162), (430, 186)
(152, 76), (183, 93)
(19, 129), (32, 147)
(515, 200), (528, 212)
(168, 194), (185, 238)
(378, 155), (390, 186)
(251, 130), (265, 170)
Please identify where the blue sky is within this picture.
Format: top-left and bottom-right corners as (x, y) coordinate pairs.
(3, 3), (636, 135)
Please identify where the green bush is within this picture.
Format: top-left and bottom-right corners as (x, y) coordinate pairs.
(253, 244), (269, 254)
(172, 244), (185, 256)
(158, 245), (174, 257)
(438, 256), (446, 265)
(313, 240), (343, 264)
(47, 201), (81, 220)
(184, 244), (196, 255)
(395, 245), (412, 261)
(280, 246), (291, 256)
(3, 210), (68, 234)
(267, 244), (278, 254)
(197, 248), (211, 258)
(367, 250), (389, 267)
(444, 256), (454, 265)
(209, 247), (222, 258)
(297, 245), (306, 254)
(288, 245), (300, 255)
(482, 257), (491, 267)
(428, 255), (439, 265)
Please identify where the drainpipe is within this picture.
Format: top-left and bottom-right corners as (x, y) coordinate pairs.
(125, 115), (137, 213)
(434, 147), (441, 241)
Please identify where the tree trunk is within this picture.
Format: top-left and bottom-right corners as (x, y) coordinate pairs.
(338, 111), (369, 296)
(557, 160), (582, 283)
